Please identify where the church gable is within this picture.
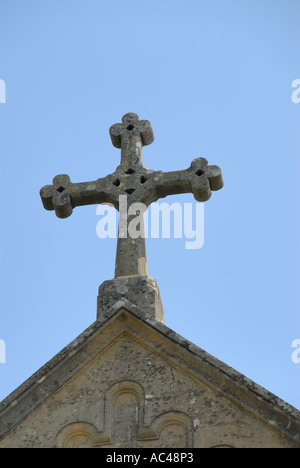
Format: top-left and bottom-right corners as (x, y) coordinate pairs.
(0, 308), (299, 448)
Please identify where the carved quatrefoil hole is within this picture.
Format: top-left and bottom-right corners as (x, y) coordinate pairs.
(195, 169), (204, 177)
(57, 186), (65, 193)
(125, 168), (136, 175)
(140, 176), (148, 184)
(127, 124), (134, 131)
(113, 179), (121, 187)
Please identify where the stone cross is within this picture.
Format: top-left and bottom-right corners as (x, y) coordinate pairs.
(40, 113), (224, 322)
(40, 112), (223, 275)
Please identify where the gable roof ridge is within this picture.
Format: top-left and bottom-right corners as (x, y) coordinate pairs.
(0, 302), (299, 444)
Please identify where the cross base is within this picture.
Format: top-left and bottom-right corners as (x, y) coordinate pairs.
(97, 276), (164, 324)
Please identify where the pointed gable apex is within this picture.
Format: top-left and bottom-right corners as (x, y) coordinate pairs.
(0, 303), (299, 448)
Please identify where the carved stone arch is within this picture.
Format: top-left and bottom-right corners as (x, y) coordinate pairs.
(104, 380), (145, 446)
(140, 411), (193, 448)
(105, 379), (145, 403)
(210, 444), (235, 448)
(56, 422), (98, 448)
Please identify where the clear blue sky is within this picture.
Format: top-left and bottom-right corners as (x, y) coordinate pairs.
(0, 0), (299, 410)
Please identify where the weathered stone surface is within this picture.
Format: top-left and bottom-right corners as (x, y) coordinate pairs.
(97, 276), (164, 323)
(0, 307), (299, 448)
(39, 113), (224, 326)
(39, 138), (224, 216)
(40, 113), (224, 323)
(40, 113), (223, 278)
(31, 112), (300, 448)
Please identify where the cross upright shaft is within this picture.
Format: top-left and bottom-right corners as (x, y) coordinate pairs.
(110, 112), (154, 167)
(40, 112), (224, 280)
(109, 113), (154, 277)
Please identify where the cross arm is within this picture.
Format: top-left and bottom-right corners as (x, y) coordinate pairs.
(143, 157), (223, 205)
(40, 174), (116, 219)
